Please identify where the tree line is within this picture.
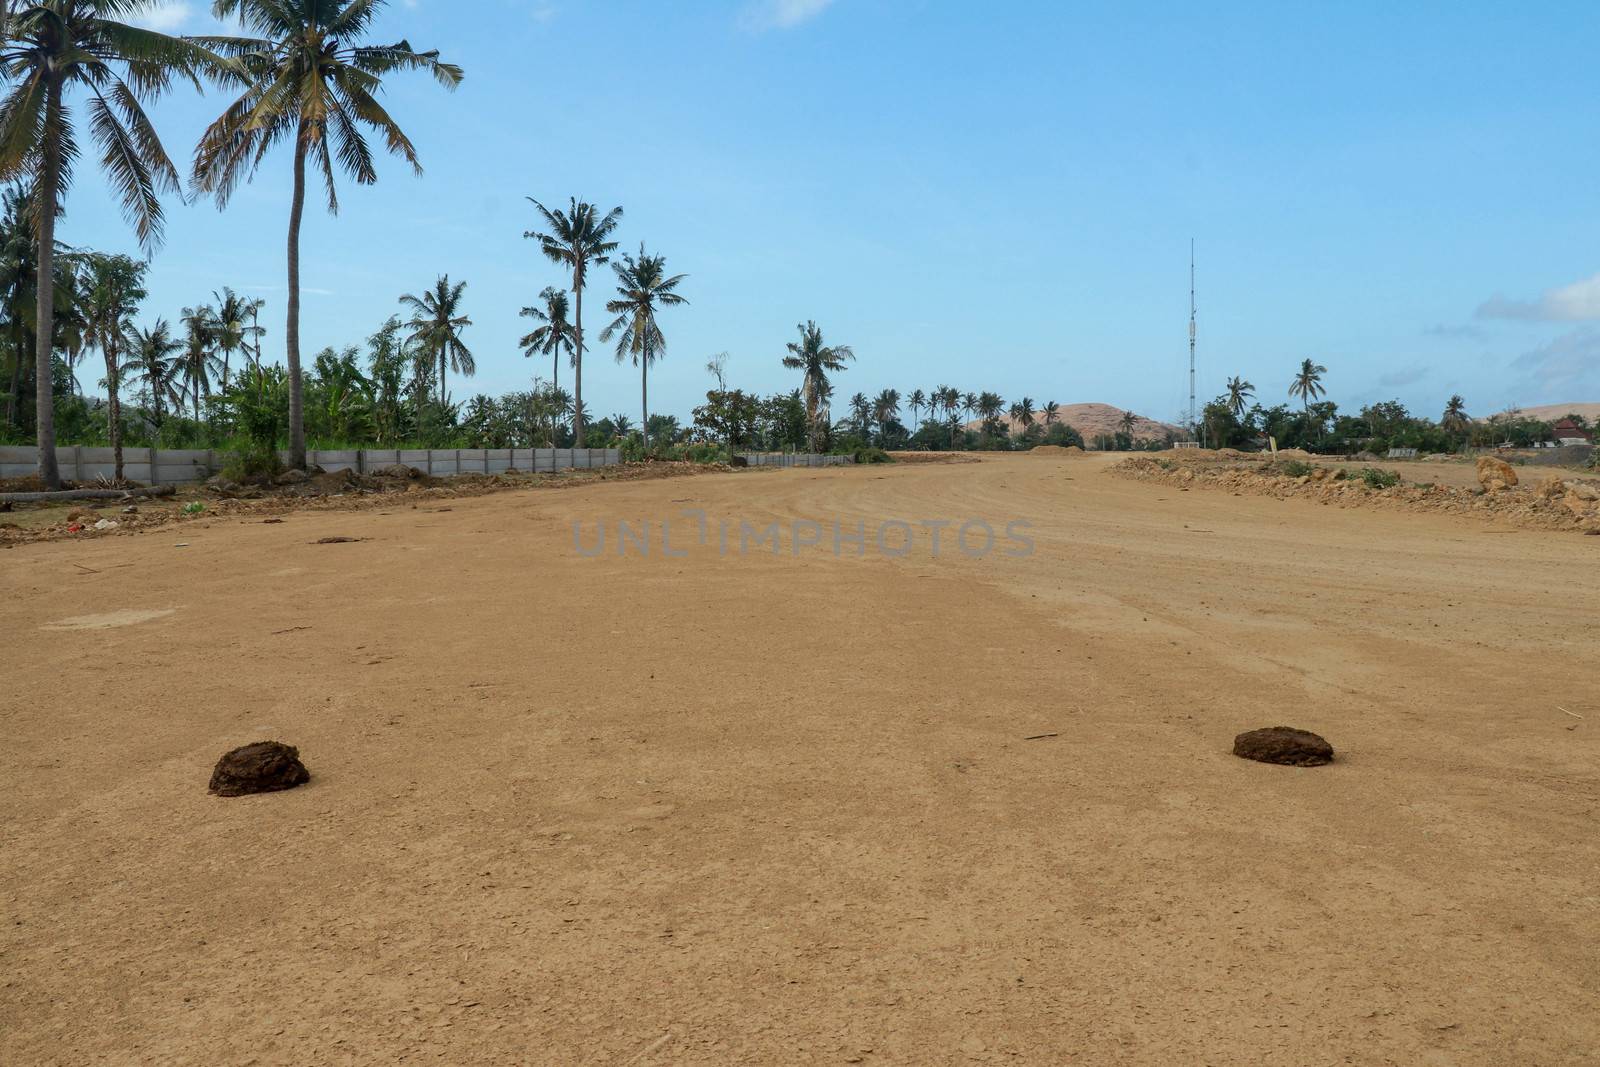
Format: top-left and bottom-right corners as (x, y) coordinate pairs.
(1202, 362), (1589, 454)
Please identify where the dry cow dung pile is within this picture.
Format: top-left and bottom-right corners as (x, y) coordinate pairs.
(1233, 726), (1335, 766)
(208, 741), (311, 797)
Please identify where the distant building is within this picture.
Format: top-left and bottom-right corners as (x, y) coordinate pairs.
(1551, 418), (1594, 446)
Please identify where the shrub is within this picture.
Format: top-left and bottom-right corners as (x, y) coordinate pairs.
(853, 446), (892, 464)
(1360, 467), (1401, 489)
(220, 447), (283, 483)
(1276, 459), (1314, 478)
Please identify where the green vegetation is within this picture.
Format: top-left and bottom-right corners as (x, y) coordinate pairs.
(1359, 467), (1401, 489)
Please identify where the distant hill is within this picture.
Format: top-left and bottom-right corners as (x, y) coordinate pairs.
(1491, 402), (1600, 423)
(965, 402), (1180, 441)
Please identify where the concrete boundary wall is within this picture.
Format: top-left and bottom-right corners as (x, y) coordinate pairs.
(0, 446), (622, 485)
(737, 452), (854, 468)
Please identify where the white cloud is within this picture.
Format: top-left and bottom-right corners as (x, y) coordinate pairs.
(1511, 328), (1600, 394)
(131, 1), (193, 32)
(740, 0), (837, 31)
(1477, 271), (1600, 322)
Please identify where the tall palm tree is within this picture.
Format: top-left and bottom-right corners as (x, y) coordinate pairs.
(938, 385), (962, 448)
(1442, 394), (1470, 437)
(80, 253), (146, 480)
(977, 391), (1004, 434)
(179, 303), (219, 421)
(400, 275), (473, 405)
(1009, 396), (1036, 436)
(520, 285), (574, 392)
(525, 197), (623, 447)
(908, 388), (926, 431)
(0, 183), (40, 434)
(1, 2), (206, 488)
(599, 245), (686, 452)
(1225, 375), (1255, 418)
(781, 320), (853, 451)
(192, 0), (463, 470)
(872, 387), (899, 444)
(1288, 358), (1328, 438)
(211, 286), (261, 392)
(1119, 410), (1136, 436)
(1042, 400), (1060, 426)
(848, 391), (871, 437)
(124, 319), (182, 423)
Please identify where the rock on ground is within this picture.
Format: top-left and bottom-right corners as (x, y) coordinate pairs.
(1232, 726), (1335, 767)
(1476, 456), (1518, 489)
(208, 741), (311, 797)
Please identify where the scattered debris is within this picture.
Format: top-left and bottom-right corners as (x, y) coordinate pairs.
(1023, 732), (1060, 741)
(208, 740), (310, 797)
(313, 536), (366, 544)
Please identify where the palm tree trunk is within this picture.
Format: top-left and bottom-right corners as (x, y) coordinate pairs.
(33, 76), (63, 490)
(106, 338), (123, 483)
(641, 348), (649, 453)
(7, 316), (24, 431)
(572, 278), (585, 447)
(439, 348), (446, 407)
(285, 131), (308, 469)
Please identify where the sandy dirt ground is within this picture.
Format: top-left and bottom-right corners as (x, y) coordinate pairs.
(3, 454), (1598, 1065)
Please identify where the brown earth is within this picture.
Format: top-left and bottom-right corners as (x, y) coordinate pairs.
(3, 454), (1598, 1064)
(1116, 454), (1600, 534)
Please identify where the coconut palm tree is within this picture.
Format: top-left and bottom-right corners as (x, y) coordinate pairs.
(1009, 396), (1036, 436)
(525, 197), (623, 447)
(598, 245), (686, 452)
(848, 391), (871, 437)
(191, 0), (464, 470)
(1, 2), (208, 487)
(400, 275), (473, 405)
(80, 253), (146, 480)
(1288, 358), (1328, 438)
(1119, 410), (1136, 436)
(781, 321), (853, 450)
(124, 319), (182, 424)
(211, 286), (261, 392)
(1442, 394), (1470, 436)
(179, 303), (220, 422)
(908, 388), (926, 431)
(872, 387), (899, 444)
(977, 391), (1004, 435)
(0, 183), (40, 434)
(1225, 375), (1255, 418)
(520, 285), (574, 393)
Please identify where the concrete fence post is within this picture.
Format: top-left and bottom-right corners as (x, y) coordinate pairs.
(73, 444), (83, 483)
(149, 446), (160, 486)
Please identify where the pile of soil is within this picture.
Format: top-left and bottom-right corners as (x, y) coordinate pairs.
(1114, 455), (1600, 534)
(0, 460), (736, 547)
(1029, 444), (1085, 456)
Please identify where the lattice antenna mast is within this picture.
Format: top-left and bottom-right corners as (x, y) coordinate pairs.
(1188, 239), (1198, 441)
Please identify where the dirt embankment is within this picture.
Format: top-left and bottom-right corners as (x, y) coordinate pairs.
(1113, 454), (1600, 534)
(0, 461), (730, 547)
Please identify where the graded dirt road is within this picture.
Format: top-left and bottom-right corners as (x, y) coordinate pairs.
(3, 454), (1597, 1065)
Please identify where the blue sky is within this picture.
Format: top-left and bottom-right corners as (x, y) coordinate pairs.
(62, 0), (1600, 425)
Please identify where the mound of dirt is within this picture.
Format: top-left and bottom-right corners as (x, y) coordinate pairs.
(1113, 455), (1600, 535)
(1233, 727), (1334, 766)
(1028, 444), (1085, 455)
(208, 741), (310, 797)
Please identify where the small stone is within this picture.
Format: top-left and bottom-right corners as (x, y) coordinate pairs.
(209, 741), (310, 796)
(1232, 726), (1334, 767)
